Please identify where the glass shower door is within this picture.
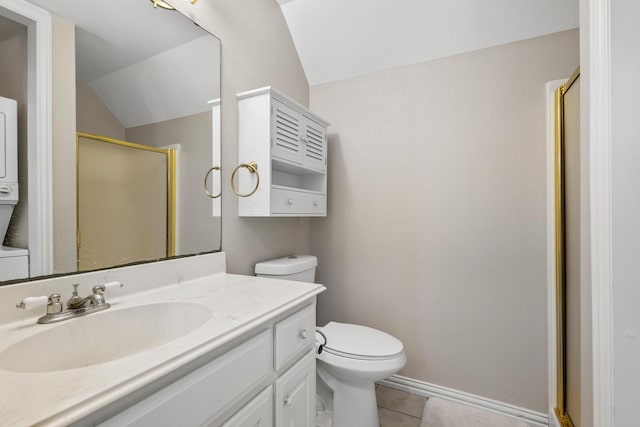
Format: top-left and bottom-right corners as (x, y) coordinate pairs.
(77, 133), (175, 271)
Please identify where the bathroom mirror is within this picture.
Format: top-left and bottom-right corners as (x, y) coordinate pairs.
(0, 0), (221, 284)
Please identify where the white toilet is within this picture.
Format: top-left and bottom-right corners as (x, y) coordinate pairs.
(255, 255), (407, 427)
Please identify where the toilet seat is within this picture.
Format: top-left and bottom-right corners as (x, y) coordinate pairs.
(316, 322), (407, 379)
(318, 322), (404, 361)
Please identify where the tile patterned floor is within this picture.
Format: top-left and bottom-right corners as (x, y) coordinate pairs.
(376, 384), (426, 427)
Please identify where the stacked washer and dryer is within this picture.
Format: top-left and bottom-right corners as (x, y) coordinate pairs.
(256, 255), (407, 427)
(0, 96), (29, 281)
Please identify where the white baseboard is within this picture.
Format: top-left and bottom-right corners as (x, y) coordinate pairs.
(548, 412), (562, 427)
(379, 375), (548, 427)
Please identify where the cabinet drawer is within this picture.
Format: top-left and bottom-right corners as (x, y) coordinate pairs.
(99, 330), (273, 427)
(274, 304), (316, 370)
(220, 386), (273, 427)
(271, 188), (326, 216)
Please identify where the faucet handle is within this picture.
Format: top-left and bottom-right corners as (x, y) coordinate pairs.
(68, 284), (82, 307)
(46, 294), (64, 315)
(16, 295), (49, 310)
(92, 281), (124, 295)
(16, 294), (63, 315)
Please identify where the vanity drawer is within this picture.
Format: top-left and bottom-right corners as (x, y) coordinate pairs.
(220, 385), (273, 427)
(271, 188), (326, 216)
(274, 304), (316, 370)
(99, 329), (273, 427)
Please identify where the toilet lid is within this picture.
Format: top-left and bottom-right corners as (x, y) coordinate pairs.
(319, 322), (404, 359)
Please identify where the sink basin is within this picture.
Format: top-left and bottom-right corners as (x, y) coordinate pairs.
(0, 302), (211, 373)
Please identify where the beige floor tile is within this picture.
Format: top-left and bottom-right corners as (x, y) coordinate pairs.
(378, 407), (422, 427)
(376, 385), (426, 418)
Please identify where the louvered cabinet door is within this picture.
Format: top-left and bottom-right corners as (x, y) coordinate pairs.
(271, 99), (303, 165)
(302, 117), (327, 172)
(237, 86), (329, 217)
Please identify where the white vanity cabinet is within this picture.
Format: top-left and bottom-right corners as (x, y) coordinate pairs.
(221, 385), (273, 427)
(93, 302), (317, 427)
(237, 87), (329, 217)
(275, 351), (316, 427)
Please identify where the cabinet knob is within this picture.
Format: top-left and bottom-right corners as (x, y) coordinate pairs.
(298, 329), (307, 339)
(287, 199), (294, 205)
(313, 200), (319, 207)
(284, 395), (293, 406)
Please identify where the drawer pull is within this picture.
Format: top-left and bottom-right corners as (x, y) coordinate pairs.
(313, 200), (319, 207)
(298, 329), (307, 339)
(287, 199), (294, 205)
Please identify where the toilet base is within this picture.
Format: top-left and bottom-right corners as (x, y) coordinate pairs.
(332, 380), (379, 427)
(317, 364), (379, 427)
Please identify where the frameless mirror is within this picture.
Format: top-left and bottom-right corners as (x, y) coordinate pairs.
(0, 0), (221, 284)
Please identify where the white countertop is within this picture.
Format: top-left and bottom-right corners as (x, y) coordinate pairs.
(0, 272), (324, 426)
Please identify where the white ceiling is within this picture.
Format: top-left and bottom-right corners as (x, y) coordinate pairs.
(277, 0), (579, 86)
(7, 0), (221, 128)
(26, 0), (208, 82)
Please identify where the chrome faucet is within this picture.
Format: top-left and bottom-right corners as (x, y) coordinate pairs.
(16, 282), (124, 324)
(67, 284), (107, 309)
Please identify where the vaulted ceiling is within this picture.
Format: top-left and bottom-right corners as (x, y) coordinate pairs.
(277, 0), (579, 86)
(22, 0), (220, 128)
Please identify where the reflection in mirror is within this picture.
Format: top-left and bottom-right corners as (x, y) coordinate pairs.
(0, 0), (221, 284)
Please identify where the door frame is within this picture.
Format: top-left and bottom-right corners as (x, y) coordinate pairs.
(581, 0), (614, 425)
(547, 1), (614, 425)
(0, 0), (53, 277)
(548, 70), (580, 427)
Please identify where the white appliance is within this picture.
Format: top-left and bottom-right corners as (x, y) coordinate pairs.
(0, 96), (29, 281)
(255, 255), (407, 427)
(0, 246), (29, 281)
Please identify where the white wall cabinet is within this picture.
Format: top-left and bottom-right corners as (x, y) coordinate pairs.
(237, 87), (329, 217)
(92, 302), (317, 427)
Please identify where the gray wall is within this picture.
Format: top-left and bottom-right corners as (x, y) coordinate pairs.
(174, 0), (312, 274)
(76, 80), (124, 140)
(611, 1), (640, 424)
(309, 29), (579, 412)
(126, 112), (220, 255)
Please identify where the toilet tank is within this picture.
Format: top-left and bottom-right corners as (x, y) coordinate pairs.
(255, 255), (317, 283)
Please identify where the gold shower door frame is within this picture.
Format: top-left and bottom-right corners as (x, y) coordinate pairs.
(76, 132), (176, 271)
(554, 68), (580, 427)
